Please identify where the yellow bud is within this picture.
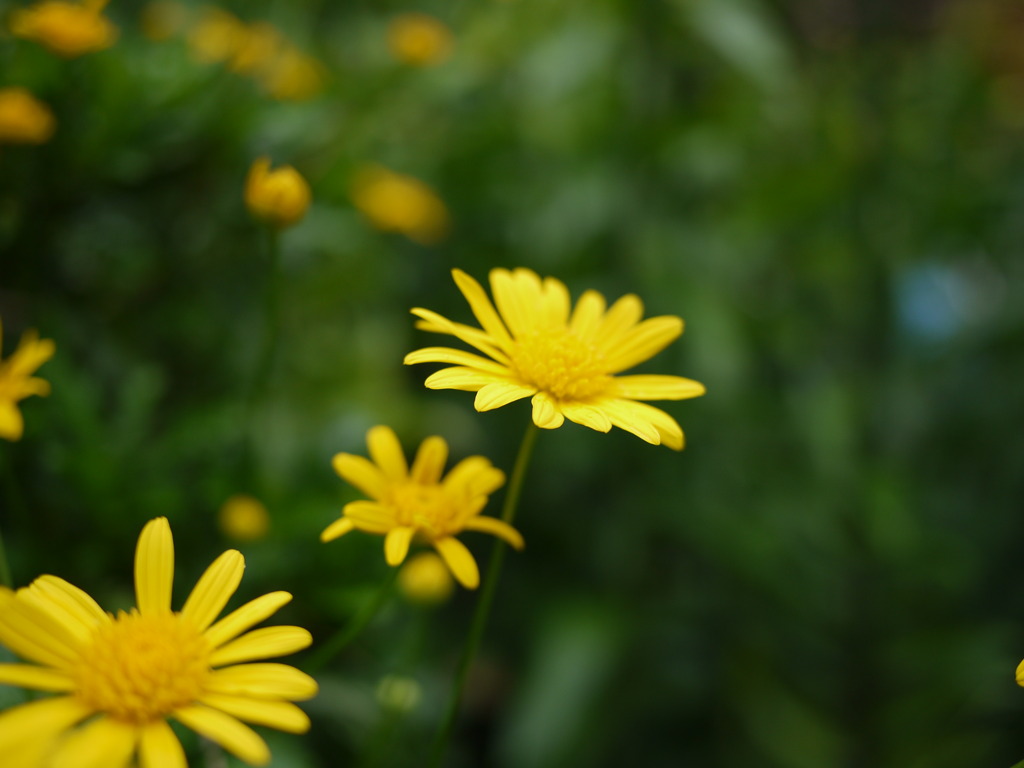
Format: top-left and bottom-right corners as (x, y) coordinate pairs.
(10, 0), (117, 59)
(397, 552), (454, 606)
(387, 13), (453, 67)
(351, 165), (449, 245)
(245, 156), (311, 228)
(218, 494), (270, 541)
(0, 88), (56, 145)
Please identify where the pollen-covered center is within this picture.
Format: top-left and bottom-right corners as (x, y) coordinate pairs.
(391, 483), (458, 537)
(75, 610), (211, 724)
(509, 328), (611, 401)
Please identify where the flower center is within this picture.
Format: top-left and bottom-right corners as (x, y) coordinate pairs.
(75, 610), (210, 724)
(509, 329), (610, 401)
(391, 483), (456, 537)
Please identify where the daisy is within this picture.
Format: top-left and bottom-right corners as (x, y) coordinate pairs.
(0, 319), (55, 441)
(321, 425), (522, 589)
(404, 267), (706, 449)
(0, 517), (317, 767)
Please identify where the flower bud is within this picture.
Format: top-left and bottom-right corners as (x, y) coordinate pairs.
(0, 88), (56, 145)
(245, 156), (311, 228)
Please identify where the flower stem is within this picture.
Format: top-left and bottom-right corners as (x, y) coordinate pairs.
(0, 522), (11, 588)
(305, 567), (399, 674)
(428, 422), (539, 767)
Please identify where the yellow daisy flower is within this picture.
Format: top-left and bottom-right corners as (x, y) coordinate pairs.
(0, 319), (55, 441)
(0, 517), (317, 767)
(321, 426), (522, 589)
(404, 268), (706, 449)
(9, 0), (117, 59)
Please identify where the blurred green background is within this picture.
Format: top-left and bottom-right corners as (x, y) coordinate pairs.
(2, 0), (1024, 766)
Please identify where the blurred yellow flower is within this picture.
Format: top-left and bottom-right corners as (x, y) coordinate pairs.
(387, 13), (453, 67)
(351, 165), (449, 245)
(187, 7), (245, 64)
(258, 46), (326, 102)
(0, 87), (55, 145)
(245, 156), (311, 228)
(0, 320), (55, 441)
(0, 517), (317, 766)
(321, 426), (522, 589)
(398, 552), (454, 606)
(140, 0), (189, 42)
(229, 21), (282, 75)
(219, 494), (271, 541)
(9, 0), (117, 58)
(405, 268), (706, 449)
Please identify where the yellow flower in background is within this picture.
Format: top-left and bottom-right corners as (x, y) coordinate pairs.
(398, 552), (454, 606)
(219, 494), (271, 541)
(140, 0), (189, 42)
(229, 21), (282, 75)
(321, 426), (522, 589)
(351, 165), (449, 245)
(187, 7), (245, 64)
(9, 0), (117, 58)
(245, 156), (311, 228)
(387, 13), (453, 67)
(0, 87), (55, 145)
(0, 517), (317, 766)
(258, 46), (326, 102)
(0, 320), (55, 441)
(405, 268), (706, 449)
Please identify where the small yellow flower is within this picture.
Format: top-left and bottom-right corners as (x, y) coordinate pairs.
(387, 13), (453, 67)
(0, 517), (317, 766)
(187, 7), (245, 64)
(9, 0), (117, 59)
(258, 46), (326, 102)
(0, 319), (55, 441)
(139, 0), (189, 42)
(398, 552), (454, 606)
(0, 87), (55, 145)
(405, 268), (706, 449)
(229, 21), (282, 75)
(245, 156), (311, 228)
(351, 165), (449, 245)
(219, 494), (271, 541)
(321, 426), (523, 589)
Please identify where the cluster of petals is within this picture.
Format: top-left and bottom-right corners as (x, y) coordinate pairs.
(0, 319), (55, 441)
(321, 425), (522, 589)
(245, 156), (311, 229)
(0, 517), (317, 767)
(404, 267), (706, 449)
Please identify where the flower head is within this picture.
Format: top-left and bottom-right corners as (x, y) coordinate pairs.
(404, 268), (706, 449)
(245, 156), (311, 228)
(0, 87), (55, 145)
(0, 517), (317, 766)
(0, 320), (55, 441)
(321, 426), (522, 589)
(351, 165), (449, 245)
(10, 0), (117, 58)
(398, 552), (454, 606)
(387, 13), (453, 67)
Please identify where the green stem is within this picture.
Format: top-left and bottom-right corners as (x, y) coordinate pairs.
(305, 567), (399, 674)
(428, 422), (539, 768)
(0, 521), (11, 588)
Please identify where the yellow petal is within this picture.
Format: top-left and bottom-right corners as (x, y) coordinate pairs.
(50, 716), (137, 768)
(0, 400), (24, 441)
(409, 308), (509, 362)
(22, 576), (108, 646)
(559, 402), (613, 433)
(490, 267), (543, 338)
(451, 268), (513, 346)
(461, 517), (524, 550)
(616, 400), (685, 450)
(139, 719), (186, 768)
(206, 663), (319, 701)
(135, 517), (174, 617)
(541, 276), (571, 328)
(569, 290), (607, 341)
(199, 694), (310, 734)
(331, 453), (387, 500)
(404, 346), (511, 375)
(0, 663), (74, 691)
(603, 316), (684, 373)
(0, 589), (81, 669)
(8, 333), (55, 377)
(367, 425), (408, 481)
(209, 626), (312, 667)
(204, 591), (292, 650)
(597, 294), (643, 346)
(0, 696), (91, 756)
(16, 376), (51, 398)
(442, 457), (505, 497)
(531, 393), (564, 429)
(607, 373), (705, 400)
(595, 399), (661, 445)
(320, 517), (356, 543)
(474, 381), (536, 412)
(174, 706), (270, 766)
(182, 550), (245, 632)
(384, 527), (415, 566)
(424, 366), (503, 391)
(434, 536), (479, 589)
(410, 435), (449, 485)
(343, 500), (397, 533)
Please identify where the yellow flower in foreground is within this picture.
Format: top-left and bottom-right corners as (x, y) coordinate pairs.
(245, 156), (311, 228)
(219, 494), (271, 541)
(0, 517), (317, 766)
(387, 13), (453, 67)
(398, 552), (454, 606)
(405, 268), (706, 449)
(351, 165), (449, 245)
(0, 320), (55, 441)
(321, 426), (522, 589)
(10, 0), (117, 58)
(0, 87), (55, 145)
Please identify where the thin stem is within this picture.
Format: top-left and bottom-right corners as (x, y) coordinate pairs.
(0, 521), (11, 588)
(305, 567), (399, 674)
(428, 422), (540, 768)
